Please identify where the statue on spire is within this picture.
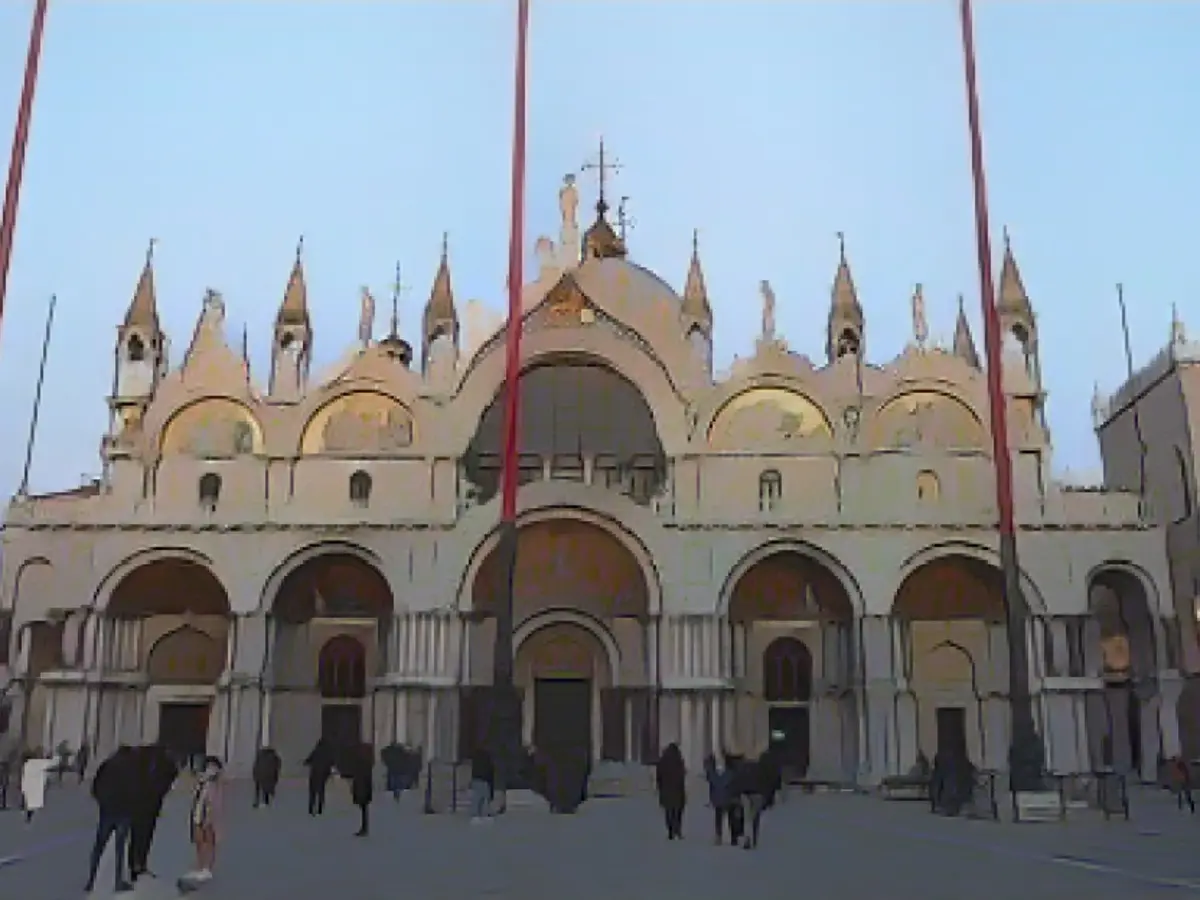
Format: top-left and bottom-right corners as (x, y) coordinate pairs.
(911, 283), (928, 349)
(559, 174), (579, 231)
(359, 286), (376, 345)
(760, 280), (777, 344)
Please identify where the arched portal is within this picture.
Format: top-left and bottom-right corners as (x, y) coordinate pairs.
(463, 358), (666, 508)
(462, 518), (652, 765)
(1087, 566), (1158, 779)
(268, 552), (392, 759)
(892, 554), (1009, 771)
(102, 558), (231, 759)
(728, 549), (855, 782)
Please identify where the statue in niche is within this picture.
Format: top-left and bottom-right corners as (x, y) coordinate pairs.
(322, 403), (413, 453)
(182, 413), (255, 457)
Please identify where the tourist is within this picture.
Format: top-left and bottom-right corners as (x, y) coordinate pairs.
(655, 743), (687, 840)
(303, 739), (334, 815)
(350, 743), (374, 837)
(252, 746), (281, 808)
(76, 742), (91, 784)
(83, 745), (136, 895)
(183, 756), (224, 887)
(468, 746), (494, 823)
(55, 740), (72, 784)
(703, 753), (737, 845)
(733, 751), (779, 850)
(20, 747), (54, 823)
(128, 744), (179, 881)
(1171, 756), (1195, 813)
(380, 742), (408, 802)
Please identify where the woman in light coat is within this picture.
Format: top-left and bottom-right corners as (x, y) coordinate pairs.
(21, 749), (54, 823)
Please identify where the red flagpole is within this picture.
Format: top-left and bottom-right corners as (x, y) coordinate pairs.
(488, 0), (530, 784)
(0, 0), (49, 346)
(959, 0), (1043, 790)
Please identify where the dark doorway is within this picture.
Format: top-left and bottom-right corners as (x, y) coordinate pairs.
(767, 706), (810, 778)
(321, 704), (363, 754)
(158, 702), (211, 766)
(534, 679), (591, 760)
(936, 707), (968, 758)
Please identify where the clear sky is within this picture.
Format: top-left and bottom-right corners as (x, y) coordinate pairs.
(0, 1), (1196, 496)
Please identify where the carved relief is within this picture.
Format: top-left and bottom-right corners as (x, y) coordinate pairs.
(538, 276), (592, 328)
(871, 391), (986, 451)
(709, 388), (832, 450)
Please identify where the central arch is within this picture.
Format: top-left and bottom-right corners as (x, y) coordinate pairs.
(723, 544), (858, 782)
(266, 547), (393, 760)
(460, 512), (655, 765)
(100, 555), (232, 763)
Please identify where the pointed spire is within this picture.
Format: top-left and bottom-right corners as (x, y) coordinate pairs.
(681, 229), (712, 323)
(1172, 302), (1187, 346)
(241, 323), (250, 369)
(426, 232), (456, 322)
(831, 231), (860, 314)
(997, 226), (1031, 317)
(123, 238), (160, 329)
(953, 294), (981, 369)
(277, 235), (309, 326)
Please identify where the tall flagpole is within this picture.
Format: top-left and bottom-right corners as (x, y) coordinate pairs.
(17, 292), (55, 497)
(958, 0), (1044, 791)
(489, 0), (531, 789)
(0, 0), (50, 348)
(1116, 284), (1147, 498)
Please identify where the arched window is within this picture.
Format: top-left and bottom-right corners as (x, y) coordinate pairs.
(349, 470), (373, 507)
(759, 469), (783, 513)
(127, 334), (145, 362)
(198, 473), (222, 511)
(763, 637), (812, 702)
(837, 328), (860, 358)
(916, 470), (940, 503)
(318, 635), (367, 699)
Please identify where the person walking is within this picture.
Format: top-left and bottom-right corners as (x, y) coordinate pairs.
(252, 747), (281, 808)
(468, 746), (494, 824)
(181, 757), (224, 888)
(83, 745), (136, 895)
(20, 749), (54, 824)
(703, 753), (737, 845)
(75, 742), (91, 784)
(303, 739), (334, 816)
(655, 743), (687, 840)
(350, 743), (373, 837)
(381, 742), (407, 803)
(128, 744), (179, 882)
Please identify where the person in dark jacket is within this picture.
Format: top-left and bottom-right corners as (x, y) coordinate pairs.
(84, 745), (136, 894)
(380, 742), (409, 802)
(252, 747), (281, 808)
(704, 754), (738, 845)
(655, 743), (687, 840)
(75, 742), (90, 784)
(732, 753), (774, 850)
(350, 743), (374, 837)
(468, 747), (495, 822)
(127, 743), (179, 881)
(304, 739), (334, 816)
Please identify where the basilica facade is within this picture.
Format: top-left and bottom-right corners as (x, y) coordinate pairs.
(0, 175), (1182, 784)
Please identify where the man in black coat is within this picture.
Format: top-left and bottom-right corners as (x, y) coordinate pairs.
(350, 743), (374, 837)
(128, 743), (179, 881)
(252, 747), (281, 808)
(304, 739), (335, 816)
(84, 745), (137, 895)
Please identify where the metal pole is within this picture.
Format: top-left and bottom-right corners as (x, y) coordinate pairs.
(0, 0), (50, 346)
(1116, 284), (1147, 499)
(488, 0), (531, 790)
(958, 0), (1044, 792)
(17, 292), (55, 496)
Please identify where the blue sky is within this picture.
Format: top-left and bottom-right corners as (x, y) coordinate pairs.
(0, 1), (1196, 495)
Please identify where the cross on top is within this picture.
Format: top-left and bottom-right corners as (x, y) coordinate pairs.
(581, 137), (622, 214)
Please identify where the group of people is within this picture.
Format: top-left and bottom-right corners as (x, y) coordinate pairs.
(655, 744), (783, 849)
(81, 743), (223, 894)
(298, 739), (420, 836)
(0, 742), (90, 819)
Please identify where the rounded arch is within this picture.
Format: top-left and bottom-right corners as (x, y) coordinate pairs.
(868, 389), (987, 450)
(1086, 561), (1160, 678)
(299, 389), (416, 456)
(257, 542), (390, 616)
(707, 387), (833, 449)
(1084, 560), (1163, 619)
(93, 547), (217, 611)
(103, 555), (230, 619)
(458, 506), (661, 618)
(453, 334), (690, 454)
(146, 625), (223, 684)
(763, 636), (813, 702)
(894, 541), (1047, 615)
(159, 397), (264, 456)
(513, 609), (622, 687)
(317, 634), (367, 698)
(267, 545), (393, 624)
(719, 540), (863, 618)
(921, 640), (981, 692)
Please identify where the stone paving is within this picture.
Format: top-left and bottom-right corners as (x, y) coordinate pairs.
(2, 776), (1200, 900)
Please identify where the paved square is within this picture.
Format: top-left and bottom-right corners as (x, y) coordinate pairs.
(3, 779), (1200, 899)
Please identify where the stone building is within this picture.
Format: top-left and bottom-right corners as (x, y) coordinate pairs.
(0, 174), (1181, 783)
(1093, 313), (1200, 759)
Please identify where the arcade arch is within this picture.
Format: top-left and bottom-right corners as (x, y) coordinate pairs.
(268, 551), (392, 755)
(462, 358), (666, 508)
(726, 548), (856, 780)
(102, 557), (231, 759)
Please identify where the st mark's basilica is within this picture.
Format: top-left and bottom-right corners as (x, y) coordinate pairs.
(0, 169), (1181, 785)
